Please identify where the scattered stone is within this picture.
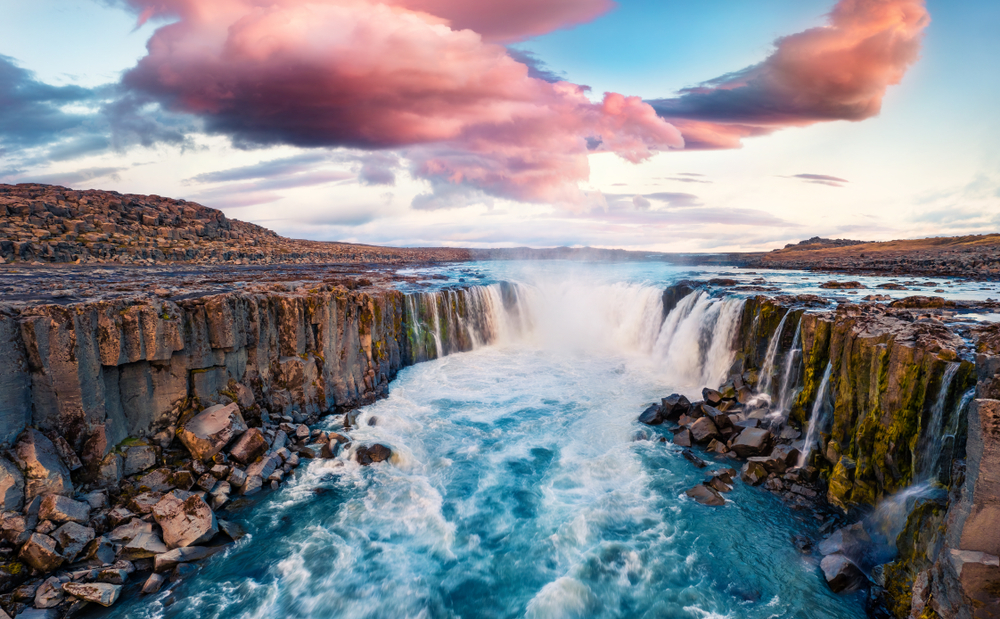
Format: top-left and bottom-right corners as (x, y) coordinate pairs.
(121, 532), (168, 559)
(178, 403), (248, 461)
(686, 484), (725, 506)
(227, 467), (247, 488)
(702, 388), (723, 406)
(820, 554), (867, 593)
(152, 493), (218, 548)
(124, 446), (158, 476)
(688, 417), (720, 443)
(681, 449), (707, 468)
(154, 545), (226, 572)
(638, 403), (663, 425)
(34, 577), (64, 609)
(731, 428), (772, 458)
(51, 522), (95, 562)
(142, 572), (167, 594)
(62, 582), (122, 606)
(18, 533), (65, 571)
(128, 491), (164, 515)
(672, 428), (693, 448)
(218, 519), (246, 541)
(741, 461), (768, 486)
(80, 536), (116, 565)
(356, 444), (392, 466)
(229, 429), (268, 465)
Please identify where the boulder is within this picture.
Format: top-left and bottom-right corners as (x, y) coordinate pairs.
(818, 522), (872, 558)
(109, 518), (151, 543)
(229, 429), (268, 464)
(152, 493), (218, 548)
(97, 567), (130, 585)
(154, 545), (226, 572)
(731, 428), (772, 458)
(62, 582), (122, 607)
(96, 452), (123, 488)
(120, 532), (168, 559)
(661, 394), (691, 421)
(38, 494), (90, 523)
(356, 444), (392, 465)
(123, 446), (158, 476)
(142, 572), (167, 594)
(47, 435), (82, 472)
(1, 512), (36, 546)
(688, 417), (720, 443)
(707, 476), (733, 493)
(702, 388), (723, 406)
(686, 484), (725, 506)
(13, 429), (72, 501)
(178, 403), (248, 461)
(80, 536), (116, 565)
(34, 577), (64, 609)
(128, 491), (164, 515)
(681, 449), (707, 468)
(820, 554), (867, 593)
(218, 519), (246, 541)
(246, 453), (280, 480)
(701, 405), (733, 432)
(137, 468), (175, 493)
(0, 457), (25, 511)
(740, 461), (768, 486)
(18, 533), (65, 571)
(637, 404), (663, 426)
(242, 475), (264, 496)
(51, 521), (95, 562)
(81, 490), (108, 510)
(672, 428), (693, 448)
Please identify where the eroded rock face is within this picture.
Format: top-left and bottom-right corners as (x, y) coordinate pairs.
(12, 429), (72, 501)
(0, 456), (25, 511)
(152, 493), (218, 548)
(178, 403), (248, 461)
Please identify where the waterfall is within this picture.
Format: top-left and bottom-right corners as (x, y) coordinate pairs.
(652, 291), (745, 390)
(798, 361), (833, 467)
(774, 315), (804, 419)
(917, 362), (960, 481)
(757, 310), (791, 398)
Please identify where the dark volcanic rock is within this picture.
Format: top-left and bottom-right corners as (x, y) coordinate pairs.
(356, 444), (392, 466)
(821, 554), (867, 593)
(638, 404), (664, 426)
(661, 394), (692, 421)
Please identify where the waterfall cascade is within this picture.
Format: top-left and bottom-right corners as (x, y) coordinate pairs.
(774, 315), (804, 419)
(916, 362), (960, 481)
(799, 361), (833, 467)
(757, 310), (791, 397)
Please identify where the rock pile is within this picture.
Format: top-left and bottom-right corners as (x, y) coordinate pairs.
(0, 396), (391, 617)
(0, 184), (471, 266)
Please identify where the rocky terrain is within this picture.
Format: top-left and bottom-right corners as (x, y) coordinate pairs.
(737, 235), (1000, 281)
(636, 286), (1000, 618)
(0, 184), (470, 266)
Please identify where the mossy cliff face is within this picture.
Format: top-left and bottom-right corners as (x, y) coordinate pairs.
(0, 284), (501, 472)
(738, 298), (975, 510)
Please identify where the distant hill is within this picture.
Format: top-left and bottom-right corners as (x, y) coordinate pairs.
(780, 236), (867, 251)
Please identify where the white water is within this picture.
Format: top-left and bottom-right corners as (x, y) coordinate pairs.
(799, 362), (834, 468)
(774, 316), (804, 420)
(757, 310), (791, 398)
(917, 362), (960, 481)
(105, 267), (867, 619)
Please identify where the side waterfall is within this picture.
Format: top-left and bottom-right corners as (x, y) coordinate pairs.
(917, 362), (960, 481)
(775, 315), (804, 419)
(799, 362), (834, 467)
(757, 310), (791, 397)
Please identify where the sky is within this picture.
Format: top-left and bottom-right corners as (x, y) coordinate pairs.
(0, 0), (998, 252)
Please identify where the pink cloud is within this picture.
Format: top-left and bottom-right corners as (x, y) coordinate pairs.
(120, 0), (679, 204)
(651, 0), (930, 148)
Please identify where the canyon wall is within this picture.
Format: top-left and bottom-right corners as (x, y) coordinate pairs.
(736, 295), (999, 618)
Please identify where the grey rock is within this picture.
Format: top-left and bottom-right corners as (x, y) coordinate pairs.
(62, 582), (122, 606)
(120, 532), (168, 559)
(731, 428), (772, 458)
(142, 572), (167, 594)
(218, 519), (246, 541)
(47, 435), (82, 472)
(227, 466), (247, 488)
(38, 494), (91, 523)
(123, 446), (158, 476)
(242, 475), (263, 496)
(81, 490), (108, 510)
(96, 568), (129, 585)
(154, 545), (226, 572)
(128, 491), (164, 515)
(686, 484), (725, 506)
(0, 456), (25, 511)
(52, 521), (95, 562)
(741, 460), (768, 486)
(178, 403), (247, 461)
(13, 429), (72, 501)
(80, 536), (116, 565)
(820, 554), (867, 593)
(34, 577), (65, 609)
(108, 518), (153, 544)
(96, 452), (123, 488)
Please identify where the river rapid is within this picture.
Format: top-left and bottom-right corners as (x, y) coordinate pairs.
(105, 262), (948, 619)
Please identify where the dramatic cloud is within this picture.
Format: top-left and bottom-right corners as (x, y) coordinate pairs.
(115, 0), (681, 205)
(0, 55), (97, 149)
(650, 0), (930, 148)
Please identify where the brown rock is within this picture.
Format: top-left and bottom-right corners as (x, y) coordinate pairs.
(18, 533), (65, 571)
(123, 446), (158, 475)
(731, 428), (772, 458)
(685, 484), (725, 506)
(38, 494), (91, 523)
(356, 444), (392, 466)
(229, 429), (268, 465)
(820, 554), (866, 592)
(152, 493), (218, 548)
(51, 521), (95, 562)
(0, 457), (25, 512)
(741, 461), (768, 486)
(13, 429), (72, 501)
(688, 417), (720, 443)
(672, 428), (693, 448)
(178, 403), (248, 461)
(62, 582), (122, 606)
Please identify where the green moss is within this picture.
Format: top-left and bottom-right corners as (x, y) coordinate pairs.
(881, 498), (947, 618)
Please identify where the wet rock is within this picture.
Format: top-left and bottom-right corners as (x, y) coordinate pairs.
(818, 522), (872, 557)
(218, 519), (246, 541)
(681, 449), (707, 468)
(706, 439), (728, 454)
(731, 428), (772, 458)
(701, 405), (734, 432)
(702, 388), (723, 406)
(178, 403), (248, 461)
(62, 582), (122, 607)
(38, 494), (90, 523)
(819, 281), (866, 290)
(152, 493), (218, 548)
(778, 426), (801, 440)
(228, 429), (268, 465)
(13, 429), (72, 501)
(792, 534), (813, 553)
(18, 533), (64, 571)
(686, 484), (726, 506)
(688, 417), (720, 443)
(15, 610), (58, 619)
(638, 404), (664, 426)
(672, 428), (693, 447)
(821, 554), (867, 593)
(356, 444), (392, 466)
(120, 532), (168, 559)
(52, 522), (94, 562)
(154, 545), (226, 572)
(0, 457), (25, 512)
(707, 476), (733, 493)
(123, 446), (158, 476)
(661, 394), (691, 421)
(741, 461), (768, 486)
(142, 572), (167, 594)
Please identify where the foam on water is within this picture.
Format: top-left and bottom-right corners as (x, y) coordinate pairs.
(104, 271), (868, 619)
